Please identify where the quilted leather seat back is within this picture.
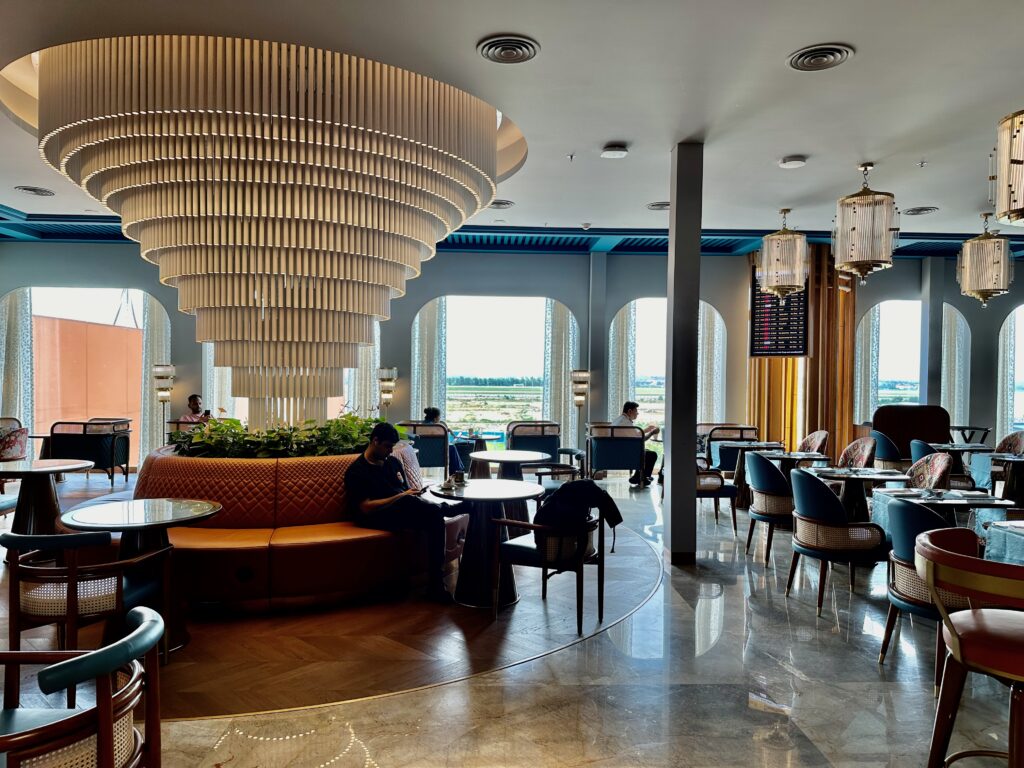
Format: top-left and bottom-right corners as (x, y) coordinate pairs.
(276, 455), (357, 526)
(134, 451), (278, 528)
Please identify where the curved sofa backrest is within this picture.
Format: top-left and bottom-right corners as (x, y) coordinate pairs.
(135, 449), (361, 527)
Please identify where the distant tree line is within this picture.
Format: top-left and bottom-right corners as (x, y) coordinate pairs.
(448, 376), (544, 387)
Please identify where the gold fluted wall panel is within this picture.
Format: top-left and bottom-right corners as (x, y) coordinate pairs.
(35, 35), (500, 429)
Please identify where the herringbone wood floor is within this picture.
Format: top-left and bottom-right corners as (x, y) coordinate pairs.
(0, 472), (661, 719)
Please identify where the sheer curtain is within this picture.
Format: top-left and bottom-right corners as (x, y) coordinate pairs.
(202, 343), (237, 419)
(543, 299), (580, 447)
(997, 311), (1017, 441)
(607, 303), (636, 419)
(940, 303), (971, 427)
(0, 288), (33, 431)
(697, 301), (726, 422)
(411, 297), (447, 420)
(854, 305), (880, 424)
(139, 295), (171, 459)
(344, 321), (381, 417)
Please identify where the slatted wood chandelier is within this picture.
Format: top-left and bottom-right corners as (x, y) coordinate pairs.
(35, 35), (506, 429)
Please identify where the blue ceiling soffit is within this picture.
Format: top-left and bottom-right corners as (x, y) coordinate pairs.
(4, 204), (1024, 258)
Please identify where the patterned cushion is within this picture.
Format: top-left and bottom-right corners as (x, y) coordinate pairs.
(393, 442), (423, 491)
(797, 430), (828, 454)
(134, 451), (278, 528)
(0, 427), (28, 460)
(996, 431), (1024, 455)
(907, 453), (951, 490)
(276, 455), (357, 526)
(838, 437), (875, 468)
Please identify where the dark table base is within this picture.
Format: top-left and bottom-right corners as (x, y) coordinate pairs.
(454, 500), (519, 609)
(11, 475), (60, 536)
(1002, 462), (1024, 507)
(468, 438), (491, 479)
(840, 480), (871, 523)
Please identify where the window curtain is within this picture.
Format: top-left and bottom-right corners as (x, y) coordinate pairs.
(410, 297), (447, 420)
(748, 245), (856, 459)
(0, 288), (33, 431)
(697, 301), (726, 423)
(940, 304), (971, 427)
(542, 299), (579, 447)
(607, 302), (636, 419)
(853, 304), (880, 425)
(202, 342), (237, 419)
(997, 313), (1016, 441)
(139, 294), (171, 460)
(344, 321), (381, 417)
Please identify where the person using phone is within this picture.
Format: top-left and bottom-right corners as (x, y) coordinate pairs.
(344, 422), (465, 603)
(179, 394), (211, 423)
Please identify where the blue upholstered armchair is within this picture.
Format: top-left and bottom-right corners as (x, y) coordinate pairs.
(507, 421), (580, 491)
(871, 429), (905, 471)
(397, 421), (451, 475)
(744, 452), (793, 565)
(587, 423), (645, 478)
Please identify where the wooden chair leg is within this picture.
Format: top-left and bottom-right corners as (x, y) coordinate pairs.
(849, 564), (856, 590)
(541, 565), (548, 600)
(785, 552), (800, 596)
(927, 654), (968, 768)
(597, 554), (605, 625)
(713, 497), (720, 524)
(745, 519), (756, 554)
(1010, 682), (1024, 768)
(816, 561), (829, 617)
(730, 499), (737, 536)
(764, 522), (775, 566)
(576, 566), (584, 636)
(933, 626), (945, 695)
(878, 603), (899, 664)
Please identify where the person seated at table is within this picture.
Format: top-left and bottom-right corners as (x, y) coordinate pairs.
(423, 406), (464, 473)
(345, 422), (464, 603)
(178, 394), (210, 424)
(612, 401), (659, 486)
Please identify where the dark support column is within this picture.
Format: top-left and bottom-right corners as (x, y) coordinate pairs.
(920, 256), (944, 406)
(665, 142), (702, 566)
(587, 251), (609, 447)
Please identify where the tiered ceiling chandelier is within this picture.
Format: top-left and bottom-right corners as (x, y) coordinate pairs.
(31, 35), (522, 429)
(958, 213), (1013, 307)
(833, 163), (900, 284)
(994, 110), (1024, 224)
(756, 208), (809, 303)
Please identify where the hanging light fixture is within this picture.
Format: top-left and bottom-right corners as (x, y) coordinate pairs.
(33, 35), (523, 430)
(756, 208), (809, 303)
(833, 163), (900, 284)
(958, 213), (1014, 307)
(994, 110), (1024, 224)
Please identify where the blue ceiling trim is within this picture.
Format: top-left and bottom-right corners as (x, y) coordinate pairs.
(2, 204), (1024, 257)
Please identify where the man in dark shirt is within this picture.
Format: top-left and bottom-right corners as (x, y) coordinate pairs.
(345, 422), (460, 603)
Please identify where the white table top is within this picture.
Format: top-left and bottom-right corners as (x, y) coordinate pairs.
(0, 458), (94, 476)
(429, 479), (546, 502)
(469, 450), (551, 464)
(62, 498), (221, 531)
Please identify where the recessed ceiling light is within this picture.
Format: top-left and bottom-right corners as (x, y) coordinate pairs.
(787, 43), (855, 72)
(778, 155), (807, 169)
(903, 206), (940, 216)
(477, 34), (540, 64)
(600, 143), (629, 159)
(646, 201), (671, 211)
(489, 199), (515, 210)
(14, 185), (54, 197)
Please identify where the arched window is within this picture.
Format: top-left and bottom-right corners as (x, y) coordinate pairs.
(997, 306), (1024, 439)
(411, 295), (580, 444)
(940, 304), (971, 425)
(0, 286), (170, 466)
(607, 298), (726, 423)
(854, 300), (922, 423)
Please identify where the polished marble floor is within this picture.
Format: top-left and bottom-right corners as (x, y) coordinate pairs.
(157, 480), (1011, 767)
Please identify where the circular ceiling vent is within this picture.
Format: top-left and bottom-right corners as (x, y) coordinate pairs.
(787, 43), (855, 72)
(646, 201), (671, 211)
(14, 185), (54, 196)
(903, 206), (940, 216)
(477, 35), (540, 64)
(489, 199), (515, 210)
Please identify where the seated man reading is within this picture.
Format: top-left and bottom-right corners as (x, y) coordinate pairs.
(344, 422), (462, 603)
(611, 401), (660, 486)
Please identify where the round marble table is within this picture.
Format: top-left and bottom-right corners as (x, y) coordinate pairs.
(0, 459), (94, 536)
(430, 479), (545, 608)
(809, 467), (909, 522)
(469, 450), (551, 481)
(61, 497), (221, 558)
(755, 450), (830, 477)
(718, 441), (784, 509)
(927, 442), (993, 475)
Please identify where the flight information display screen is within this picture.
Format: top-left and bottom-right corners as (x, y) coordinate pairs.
(749, 266), (809, 357)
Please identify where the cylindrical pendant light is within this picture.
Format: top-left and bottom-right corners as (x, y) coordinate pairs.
(833, 163), (899, 284)
(958, 213), (1014, 307)
(756, 208), (808, 303)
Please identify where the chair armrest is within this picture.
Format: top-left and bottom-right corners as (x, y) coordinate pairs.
(492, 518), (551, 532)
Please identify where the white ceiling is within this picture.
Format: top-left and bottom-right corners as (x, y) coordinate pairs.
(0, 0), (1020, 235)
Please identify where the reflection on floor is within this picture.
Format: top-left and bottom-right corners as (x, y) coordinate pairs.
(1, 473), (1014, 766)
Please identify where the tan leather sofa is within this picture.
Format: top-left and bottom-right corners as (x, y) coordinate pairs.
(130, 448), (467, 607)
